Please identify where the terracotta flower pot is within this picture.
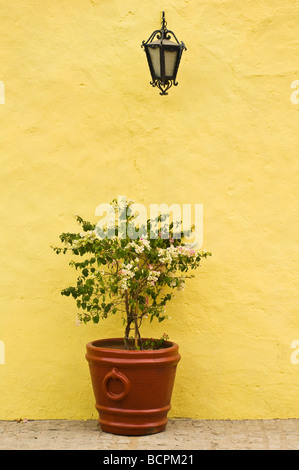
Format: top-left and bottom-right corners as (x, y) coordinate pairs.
(85, 338), (181, 436)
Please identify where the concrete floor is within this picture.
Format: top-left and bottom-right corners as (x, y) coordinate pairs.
(1, 418), (299, 450)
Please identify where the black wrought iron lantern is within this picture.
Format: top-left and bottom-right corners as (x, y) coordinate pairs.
(141, 12), (187, 95)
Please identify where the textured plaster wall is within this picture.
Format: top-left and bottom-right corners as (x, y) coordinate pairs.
(0, 0), (298, 420)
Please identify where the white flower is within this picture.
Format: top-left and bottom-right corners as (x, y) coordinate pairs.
(79, 230), (97, 241)
(177, 280), (185, 291)
(157, 248), (173, 265)
(140, 238), (150, 249)
(167, 245), (179, 258)
(72, 240), (82, 249)
(147, 270), (161, 284)
(128, 241), (145, 254)
(120, 263), (135, 280)
(119, 279), (128, 291)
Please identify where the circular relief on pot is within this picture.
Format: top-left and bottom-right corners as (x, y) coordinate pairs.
(102, 367), (131, 401)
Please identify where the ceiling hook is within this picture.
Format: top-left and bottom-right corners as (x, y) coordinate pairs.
(161, 11), (167, 30)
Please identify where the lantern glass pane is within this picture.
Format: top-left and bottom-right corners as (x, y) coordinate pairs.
(148, 46), (161, 78)
(164, 49), (179, 77)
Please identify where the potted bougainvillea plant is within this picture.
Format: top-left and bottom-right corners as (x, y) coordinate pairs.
(53, 197), (211, 435)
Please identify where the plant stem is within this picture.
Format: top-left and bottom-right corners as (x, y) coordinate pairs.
(124, 291), (131, 349)
(134, 308), (140, 349)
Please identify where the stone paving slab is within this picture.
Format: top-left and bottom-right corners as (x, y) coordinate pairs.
(0, 418), (299, 450)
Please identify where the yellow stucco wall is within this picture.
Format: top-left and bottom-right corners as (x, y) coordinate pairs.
(0, 0), (298, 420)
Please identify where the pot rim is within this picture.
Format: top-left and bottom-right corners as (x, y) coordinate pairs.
(86, 337), (179, 359)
